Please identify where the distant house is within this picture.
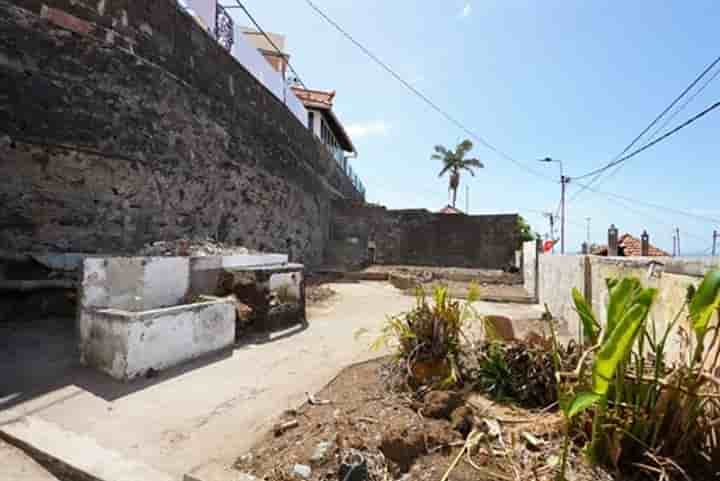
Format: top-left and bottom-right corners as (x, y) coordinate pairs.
(438, 205), (464, 215)
(291, 87), (356, 165)
(592, 233), (670, 257)
(238, 28), (364, 197)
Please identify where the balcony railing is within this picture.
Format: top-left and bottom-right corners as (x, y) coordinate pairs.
(215, 3), (234, 51)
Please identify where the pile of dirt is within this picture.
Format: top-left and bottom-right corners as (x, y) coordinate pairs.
(138, 238), (258, 257)
(233, 359), (622, 481)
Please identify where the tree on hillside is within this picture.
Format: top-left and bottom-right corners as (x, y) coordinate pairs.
(433, 140), (484, 209)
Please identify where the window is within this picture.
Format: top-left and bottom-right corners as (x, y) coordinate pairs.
(308, 111), (315, 130)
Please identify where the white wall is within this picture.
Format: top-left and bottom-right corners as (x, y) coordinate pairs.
(125, 302), (235, 379)
(522, 241), (537, 299)
(538, 254), (586, 340)
(231, 25), (307, 124)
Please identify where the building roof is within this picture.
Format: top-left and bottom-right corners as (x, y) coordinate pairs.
(292, 86), (356, 153)
(239, 27), (287, 54)
(591, 233), (670, 257)
(438, 205), (464, 214)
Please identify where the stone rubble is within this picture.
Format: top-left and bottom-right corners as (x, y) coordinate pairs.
(138, 238), (258, 257)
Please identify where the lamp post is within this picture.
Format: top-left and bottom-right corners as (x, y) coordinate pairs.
(539, 157), (569, 254)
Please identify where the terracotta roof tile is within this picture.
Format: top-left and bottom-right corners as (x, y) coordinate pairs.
(438, 205), (463, 214)
(590, 234), (670, 257)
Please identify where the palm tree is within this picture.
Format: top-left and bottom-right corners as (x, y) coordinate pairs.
(433, 140), (484, 209)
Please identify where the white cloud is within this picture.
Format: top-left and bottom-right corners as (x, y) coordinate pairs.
(346, 121), (390, 138)
(461, 2), (472, 18)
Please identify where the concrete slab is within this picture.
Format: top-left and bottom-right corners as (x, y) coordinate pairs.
(0, 438), (59, 481)
(0, 413), (173, 481)
(1, 282), (544, 479)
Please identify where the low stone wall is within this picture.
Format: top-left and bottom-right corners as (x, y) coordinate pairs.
(328, 200), (520, 269)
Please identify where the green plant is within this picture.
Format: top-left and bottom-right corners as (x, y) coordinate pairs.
(556, 277), (658, 479)
(473, 339), (582, 408)
(433, 140), (484, 209)
(517, 215), (537, 244)
(557, 272), (720, 480)
(357, 284), (479, 387)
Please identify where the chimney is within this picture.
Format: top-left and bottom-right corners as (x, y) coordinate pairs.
(641, 230), (650, 257)
(608, 224), (619, 256)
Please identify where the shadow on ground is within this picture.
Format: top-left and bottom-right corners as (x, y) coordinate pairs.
(0, 315), (309, 415)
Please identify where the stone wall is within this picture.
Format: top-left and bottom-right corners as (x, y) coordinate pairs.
(328, 200), (520, 269)
(0, 0), (361, 266)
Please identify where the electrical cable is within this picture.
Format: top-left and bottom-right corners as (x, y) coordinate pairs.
(568, 54), (720, 201)
(302, 0), (555, 183)
(572, 100), (720, 181)
(571, 181), (720, 225)
(574, 62), (720, 199)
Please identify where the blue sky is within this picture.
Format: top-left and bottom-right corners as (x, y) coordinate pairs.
(235, 1), (720, 255)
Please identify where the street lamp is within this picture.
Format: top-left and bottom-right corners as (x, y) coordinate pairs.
(539, 157), (570, 254)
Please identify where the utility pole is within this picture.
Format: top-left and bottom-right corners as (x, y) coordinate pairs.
(672, 232), (677, 257)
(560, 175), (569, 254)
(465, 185), (469, 214)
(713, 230), (718, 257)
(585, 217), (591, 244)
(539, 157), (568, 254)
(676, 227), (681, 257)
(543, 212), (556, 253)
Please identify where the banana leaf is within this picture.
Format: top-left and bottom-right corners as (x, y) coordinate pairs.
(689, 270), (720, 338)
(572, 287), (599, 345)
(566, 391), (603, 419)
(593, 287), (658, 396)
(605, 278), (642, 340)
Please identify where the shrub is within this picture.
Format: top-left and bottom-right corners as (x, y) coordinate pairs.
(359, 284), (479, 387)
(472, 339), (582, 408)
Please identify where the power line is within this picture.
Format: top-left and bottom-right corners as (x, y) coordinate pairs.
(569, 55), (720, 201)
(302, 0), (554, 183)
(571, 181), (720, 225)
(579, 61), (720, 196)
(222, 1), (307, 88)
(572, 100), (720, 181)
(586, 193), (710, 245)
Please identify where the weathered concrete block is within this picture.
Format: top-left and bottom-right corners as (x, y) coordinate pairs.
(79, 299), (235, 381)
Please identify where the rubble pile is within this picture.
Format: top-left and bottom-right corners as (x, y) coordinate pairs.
(138, 238), (258, 257)
(233, 360), (616, 481)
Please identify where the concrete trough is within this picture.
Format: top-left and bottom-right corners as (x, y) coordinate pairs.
(78, 254), (303, 381)
(79, 299), (235, 381)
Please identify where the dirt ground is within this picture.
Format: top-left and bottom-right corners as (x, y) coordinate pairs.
(233, 359), (620, 481)
(305, 284), (337, 305)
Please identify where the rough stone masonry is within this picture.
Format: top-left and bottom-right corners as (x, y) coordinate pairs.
(0, 0), (361, 266)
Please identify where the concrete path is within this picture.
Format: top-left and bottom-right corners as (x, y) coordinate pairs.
(0, 438), (59, 481)
(1, 282), (543, 479)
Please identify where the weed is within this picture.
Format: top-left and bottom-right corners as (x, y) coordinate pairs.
(356, 284), (480, 387)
